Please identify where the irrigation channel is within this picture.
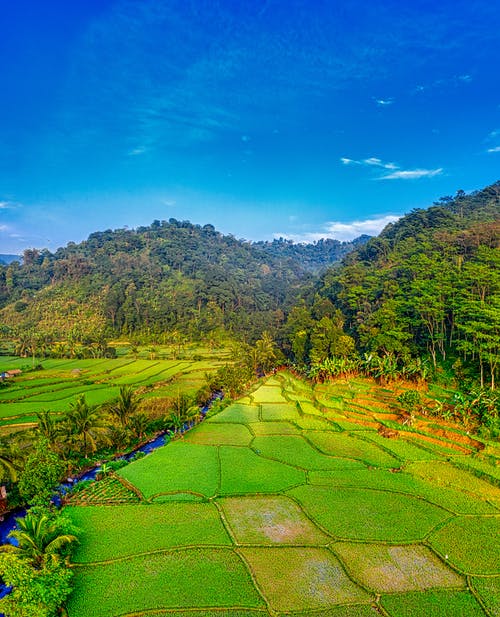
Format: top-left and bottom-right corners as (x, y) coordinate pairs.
(0, 392), (222, 602)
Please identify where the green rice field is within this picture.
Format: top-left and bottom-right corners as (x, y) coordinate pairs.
(0, 353), (228, 428)
(62, 372), (500, 616)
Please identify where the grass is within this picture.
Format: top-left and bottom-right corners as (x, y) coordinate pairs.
(305, 431), (400, 467)
(295, 415), (341, 430)
(118, 441), (220, 499)
(67, 548), (265, 617)
(251, 385), (289, 403)
(0, 357), (225, 426)
(219, 446), (306, 495)
(380, 590), (485, 616)
(56, 371), (500, 615)
(240, 547), (372, 611)
(208, 403), (261, 424)
(470, 577), (500, 617)
(428, 515), (500, 575)
(332, 542), (464, 593)
(359, 433), (443, 461)
(185, 422), (253, 446)
(66, 503), (231, 563)
(260, 403), (301, 421)
(288, 486), (450, 542)
(219, 495), (328, 545)
(249, 421), (301, 435)
(253, 435), (358, 471)
(307, 468), (499, 515)
(406, 461), (500, 501)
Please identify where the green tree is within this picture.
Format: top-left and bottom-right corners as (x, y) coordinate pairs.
(64, 395), (109, 458)
(109, 386), (142, 427)
(35, 411), (60, 450)
(0, 553), (73, 617)
(0, 437), (20, 483)
(17, 439), (65, 507)
(4, 510), (77, 568)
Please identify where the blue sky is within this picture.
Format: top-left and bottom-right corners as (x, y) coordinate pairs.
(1, 0), (499, 253)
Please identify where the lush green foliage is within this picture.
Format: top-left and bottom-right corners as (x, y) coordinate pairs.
(18, 439), (65, 507)
(0, 554), (73, 617)
(0, 220), (360, 346)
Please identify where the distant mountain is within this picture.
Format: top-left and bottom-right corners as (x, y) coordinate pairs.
(255, 235), (370, 273)
(0, 254), (21, 265)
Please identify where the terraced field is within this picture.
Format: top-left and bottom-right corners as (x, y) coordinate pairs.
(0, 353), (228, 429)
(64, 372), (500, 616)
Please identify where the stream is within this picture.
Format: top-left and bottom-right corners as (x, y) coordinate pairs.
(0, 393), (221, 601)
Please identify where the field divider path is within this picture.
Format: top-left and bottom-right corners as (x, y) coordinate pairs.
(467, 575), (497, 617)
(233, 547), (277, 617)
(71, 543), (236, 567)
(114, 609), (271, 617)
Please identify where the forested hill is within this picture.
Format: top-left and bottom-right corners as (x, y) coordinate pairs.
(0, 220), (361, 344)
(286, 181), (499, 388)
(255, 235), (370, 272)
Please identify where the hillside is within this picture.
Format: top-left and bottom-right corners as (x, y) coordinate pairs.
(0, 220), (363, 345)
(283, 182), (499, 390)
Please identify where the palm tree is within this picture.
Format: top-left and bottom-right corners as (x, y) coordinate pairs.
(109, 386), (142, 427)
(35, 410), (60, 450)
(128, 413), (150, 440)
(64, 394), (109, 458)
(4, 510), (77, 568)
(0, 438), (20, 483)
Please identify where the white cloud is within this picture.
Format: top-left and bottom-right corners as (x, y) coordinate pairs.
(487, 146), (500, 153)
(274, 214), (401, 243)
(375, 98), (393, 106)
(363, 157), (398, 169)
(0, 225), (9, 232)
(0, 200), (18, 209)
(341, 156), (399, 170)
(379, 168), (443, 180)
(128, 146), (147, 156)
(340, 157), (357, 165)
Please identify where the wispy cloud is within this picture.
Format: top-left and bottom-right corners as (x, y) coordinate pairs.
(375, 98), (393, 106)
(487, 146), (500, 153)
(341, 156), (442, 180)
(0, 200), (18, 209)
(380, 168), (443, 180)
(128, 146), (147, 156)
(414, 74), (473, 94)
(340, 156), (397, 170)
(275, 214), (400, 243)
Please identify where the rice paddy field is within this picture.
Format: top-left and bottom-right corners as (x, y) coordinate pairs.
(63, 371), (500, 617)
(0, 347), (231, 430)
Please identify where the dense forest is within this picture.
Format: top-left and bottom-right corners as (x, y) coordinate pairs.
(281, 183), (499, 392)
(0, 182), (498, 392)
(0, 222), (363, 348)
